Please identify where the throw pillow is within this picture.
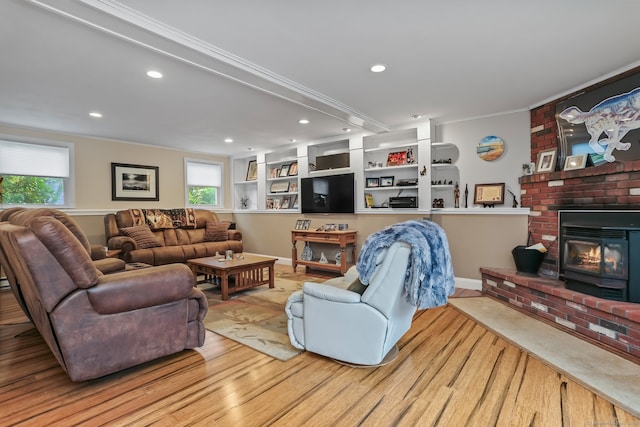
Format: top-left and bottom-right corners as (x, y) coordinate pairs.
(119, 225), (163, 249)
(203, 221), (230, 242)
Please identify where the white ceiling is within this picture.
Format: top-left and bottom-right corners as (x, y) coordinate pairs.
(1, 0), (639, 156)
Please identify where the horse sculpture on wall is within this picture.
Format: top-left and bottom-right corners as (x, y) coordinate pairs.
(559, 87), (640, 162)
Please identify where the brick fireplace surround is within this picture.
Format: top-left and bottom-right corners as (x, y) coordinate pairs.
(482, 68), (640, 362)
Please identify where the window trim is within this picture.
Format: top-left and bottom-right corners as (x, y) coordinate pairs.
(184, 158), (223, 209)
(0, 137), (75, 208)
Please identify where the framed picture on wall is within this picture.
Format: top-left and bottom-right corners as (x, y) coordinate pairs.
(111, 163), (159, 201)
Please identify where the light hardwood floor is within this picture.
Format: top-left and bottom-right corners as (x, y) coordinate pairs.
(1, 267), (638, 426)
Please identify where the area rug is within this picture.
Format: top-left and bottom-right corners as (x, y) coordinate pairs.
(201, 276), (320, 361)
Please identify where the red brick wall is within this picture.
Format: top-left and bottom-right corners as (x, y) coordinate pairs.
(521, 66), (640, 276)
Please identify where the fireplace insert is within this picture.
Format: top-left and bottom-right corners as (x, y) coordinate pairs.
(559, 211), (640, 302)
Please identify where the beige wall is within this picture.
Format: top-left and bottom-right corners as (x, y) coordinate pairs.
(67, 210), (526, 282)
(0, 124), (229, 209)
(234, 211), (527, 281)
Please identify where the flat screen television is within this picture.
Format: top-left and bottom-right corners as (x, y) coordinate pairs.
(300, 173), (355, 214)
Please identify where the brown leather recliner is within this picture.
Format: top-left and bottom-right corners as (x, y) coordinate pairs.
(0, 208), (126, 321)
(0, 209), (208, 382)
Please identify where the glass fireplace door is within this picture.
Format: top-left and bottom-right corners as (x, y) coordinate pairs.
(564, 239), (627, 279)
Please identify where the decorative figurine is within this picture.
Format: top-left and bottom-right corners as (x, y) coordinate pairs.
(454, 182), (460, 208)
(319, 252), (328, 264)
(464, 184), (469, 208)
(508, 189), (519, 208)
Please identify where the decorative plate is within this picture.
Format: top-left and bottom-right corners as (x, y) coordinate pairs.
(477, 136), (505, 161)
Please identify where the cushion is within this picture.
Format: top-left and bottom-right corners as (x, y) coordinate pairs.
(203, 221), (230, 242)
(119, 225), (163, 249)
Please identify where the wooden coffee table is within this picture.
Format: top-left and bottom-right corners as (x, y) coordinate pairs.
(187, 254), (277, 300)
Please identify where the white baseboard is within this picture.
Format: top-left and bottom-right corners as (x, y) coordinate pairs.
(243, 252), (292, 266)
(454, 277), (482, 291)
(248, 252), (481, 290)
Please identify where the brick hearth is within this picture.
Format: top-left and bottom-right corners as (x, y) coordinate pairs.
(481, 267), (640, 362)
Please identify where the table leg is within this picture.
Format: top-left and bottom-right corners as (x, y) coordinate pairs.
(291, 240), (298, 272)
(340, 246), (347, 275)
(220, 271), (229, 300)
(269, 263), (275, 288)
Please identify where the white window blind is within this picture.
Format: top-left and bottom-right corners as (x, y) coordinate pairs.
(0, 140), (70, 178)
(186, 161), (221, 187)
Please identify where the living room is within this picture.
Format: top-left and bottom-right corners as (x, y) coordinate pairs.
(2, 1), (640, 424)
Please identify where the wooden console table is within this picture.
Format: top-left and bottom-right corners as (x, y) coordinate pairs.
(291, 229), (357, 275)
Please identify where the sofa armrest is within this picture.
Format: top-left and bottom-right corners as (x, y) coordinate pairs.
(303, 281), (362, 304)
(90, 244), (106, 260)
(227, 230), (242, 241)
(87, 264), (195, 314)
(106, 235), (136, 252)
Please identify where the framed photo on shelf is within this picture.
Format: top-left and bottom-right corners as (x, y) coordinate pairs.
(273, 198), (281, 209)
(302, 219), (311, 230)
(380, 176), (394, 187)
(295, 219), (304, 230)
(536, 149), (557, 173)
(281, 196), (291, 209)
(269, 167), (279, 179)
(288, 162), (298, 176)
(246, 160), (258, 181)
(386, 151), (407, 166)
(522, 162), (535, 176)
(270, 181), (290, 193)
(279, 164), (290, 177)
(266, 198), (274, 209)
(365, 193), (375, 208)
(366, 177), (380, 188)
(406, 147), (416, 164)
(111, 162), (159, 201)
(564, 153), (588, 171)
(292, 195), (299, 209)
(473, 183), (505, 206)
(289, 182), (298, 193)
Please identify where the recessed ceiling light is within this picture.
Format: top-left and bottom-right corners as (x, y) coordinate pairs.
(298, 119), (309, 124)
(370, 64), (386, 73)
(224, 138), (233, 143)
(89, 112), (102, 118)
(146, 70), (163, 79)
(411, 114), (423, 119)
(342, 128), (352, 133)
(289, 139), (296, 143)
(247, 147), (254, 151)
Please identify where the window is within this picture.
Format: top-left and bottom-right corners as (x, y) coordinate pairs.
(0, 140), (74, 207)
(185, 159), (222, 208)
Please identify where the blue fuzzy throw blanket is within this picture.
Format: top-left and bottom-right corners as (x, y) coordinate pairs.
(356, 219), (455, 310)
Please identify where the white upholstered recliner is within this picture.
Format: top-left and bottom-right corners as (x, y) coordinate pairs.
(286, 219), (455, 365)
(285, 241), (416, 365)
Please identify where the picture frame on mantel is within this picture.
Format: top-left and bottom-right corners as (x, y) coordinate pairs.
(111, 162), (159, 201)
(564, 153), (588, 171)
(473, 182), (505, 206)
(536, 149), (557, 173)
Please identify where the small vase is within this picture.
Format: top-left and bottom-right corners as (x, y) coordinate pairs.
(301, 242), (313, 261)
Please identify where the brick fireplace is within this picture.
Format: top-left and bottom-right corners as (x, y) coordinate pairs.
(482, 67), (640, 362)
